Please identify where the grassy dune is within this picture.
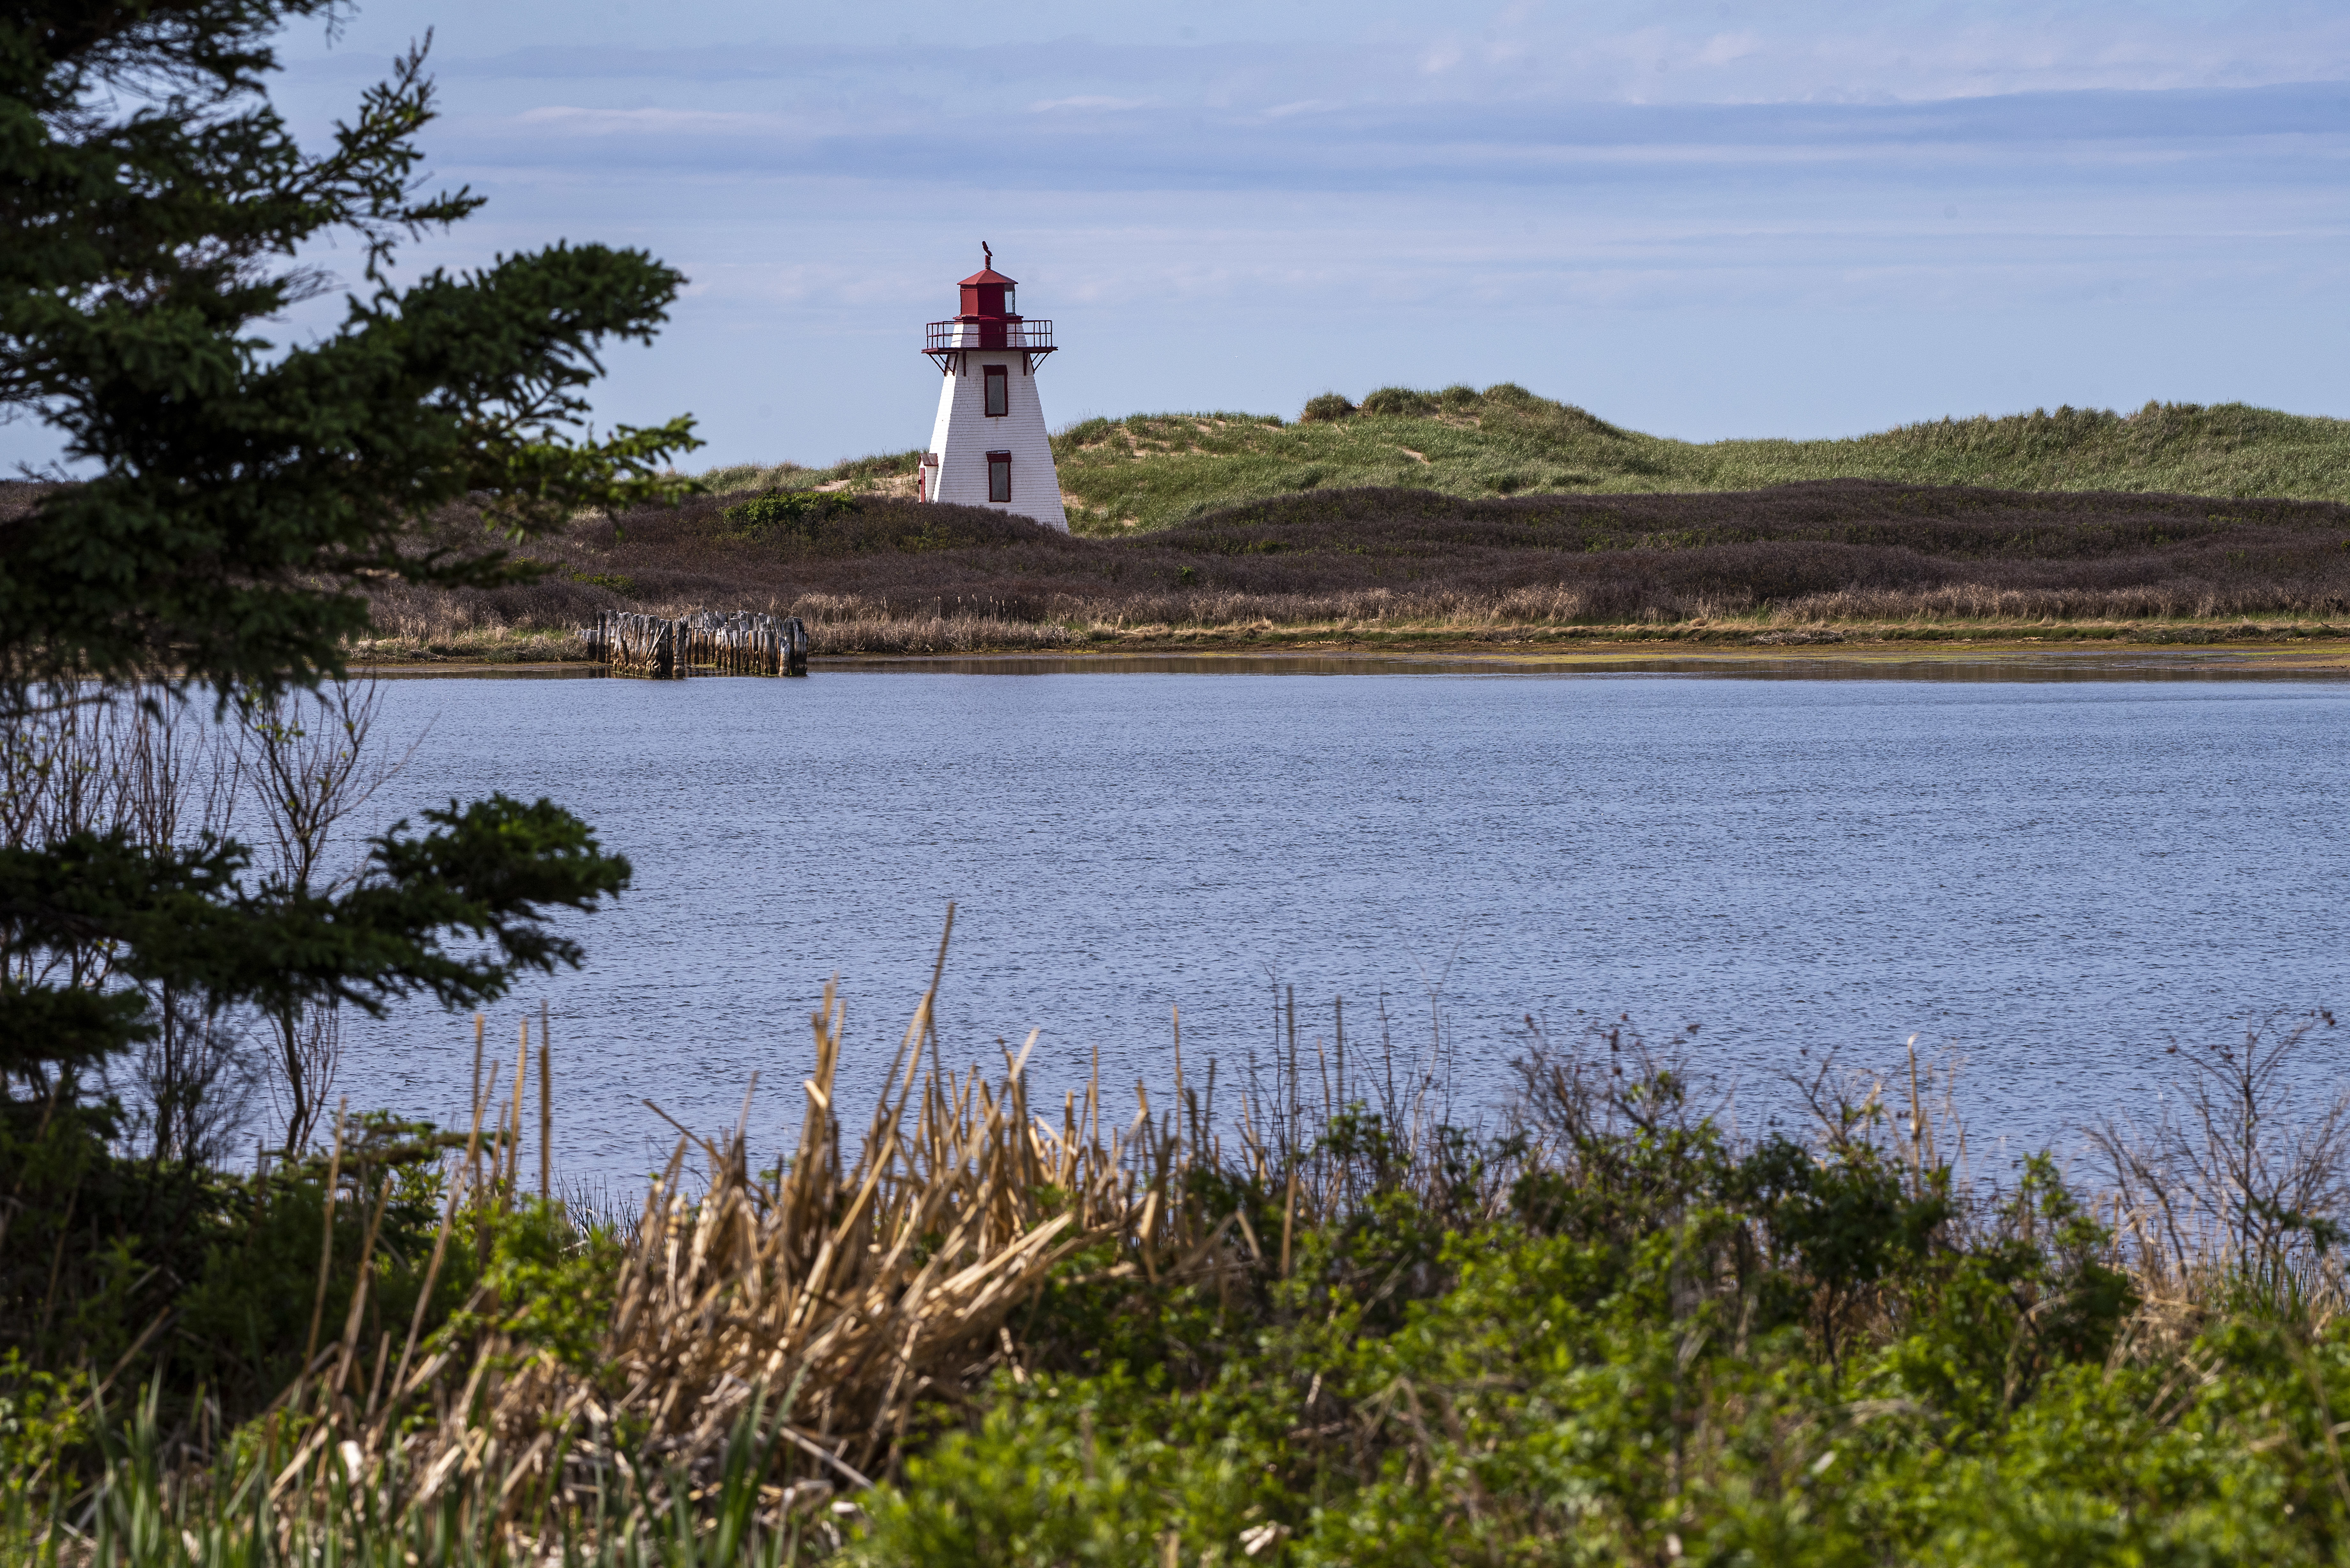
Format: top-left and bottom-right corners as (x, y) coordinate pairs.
(710, 386), (2350, 535)
(337, 388), (2350, 660)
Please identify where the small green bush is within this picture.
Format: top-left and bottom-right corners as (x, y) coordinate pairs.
(1299, 393), (1356, 423)
(170, 1147), (454, 1401)
(720, 490), (856, 540)
(429, 1196), (624, 1373)
(1359, 387), (1437, 418)
(0, 1352), (87, 1503)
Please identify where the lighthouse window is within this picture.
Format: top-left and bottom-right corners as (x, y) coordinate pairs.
(987, 451), (1012, 503)
(983, 365), (1008, 417)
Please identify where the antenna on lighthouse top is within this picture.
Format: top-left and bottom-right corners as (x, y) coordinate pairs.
(982, 241), (992, 268)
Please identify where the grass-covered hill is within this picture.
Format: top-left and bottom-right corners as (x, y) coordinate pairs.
(710, 386), (2350, 535)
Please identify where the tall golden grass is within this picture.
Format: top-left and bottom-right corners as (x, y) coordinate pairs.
(251, 926), (1335, 1552)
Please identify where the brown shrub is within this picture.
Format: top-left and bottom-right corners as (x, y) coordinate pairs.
(379, 480), (2350, 645)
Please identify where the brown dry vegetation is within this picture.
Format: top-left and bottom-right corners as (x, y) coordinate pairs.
(268, 977), (1160, 1535)
(360, 479), (2350, 658)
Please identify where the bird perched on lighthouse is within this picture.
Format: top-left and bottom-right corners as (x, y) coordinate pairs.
(918, 244), (1068, 531)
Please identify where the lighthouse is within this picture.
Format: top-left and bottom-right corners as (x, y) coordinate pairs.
(918, 245), (1068, 531)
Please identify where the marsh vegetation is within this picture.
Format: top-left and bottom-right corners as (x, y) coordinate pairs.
(348, 471), (2350, 660)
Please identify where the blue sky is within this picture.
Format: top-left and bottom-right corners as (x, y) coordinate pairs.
(20, 1), (2350, 468)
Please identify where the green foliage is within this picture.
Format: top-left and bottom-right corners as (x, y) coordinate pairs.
(1357, 387), (1437, 418)
(858, 1363), (1301, 1568)
(702, 451), (924, 497)
(1732, 1135), (1947, 1346)
(0, 1352), (87, 1503)
(1298, 394), (1356, 423)
(433, 1196), (625, 1374)
(0, 1099), (259, 1386)
(1, 1111), (634, 1501)
(845, 1052), (2299, 1567)
(0, 795), (632, 1074)
(21, 1182), (2341, 1565)
(0, 7), (702, 697)
(169, 1137), (453, 1404)
(3, 1106), (470, 1430)
(1508, 1067), (1732, 1254)
(1054, 417), (1116, 450)
(721, 490), (859, 540)
(0, 0), (653, 1268)
(852, 1206), (2350, 1568)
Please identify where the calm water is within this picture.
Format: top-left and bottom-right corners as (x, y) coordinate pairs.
(337, 664), (2350, 1180)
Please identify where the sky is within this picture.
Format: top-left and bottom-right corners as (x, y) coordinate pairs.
(17, 1), (2350, 469)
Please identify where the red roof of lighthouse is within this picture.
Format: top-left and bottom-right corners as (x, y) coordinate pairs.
(959, 266), (1017, 286)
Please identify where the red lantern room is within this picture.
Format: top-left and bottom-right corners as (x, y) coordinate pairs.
(959, 267), (1015, 321)
(925, 242), (1055, 368)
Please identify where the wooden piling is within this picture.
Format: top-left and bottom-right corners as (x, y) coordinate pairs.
(576, 608), (812, 678)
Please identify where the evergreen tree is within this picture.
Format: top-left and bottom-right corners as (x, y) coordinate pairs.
(0, 3), (690, 1108)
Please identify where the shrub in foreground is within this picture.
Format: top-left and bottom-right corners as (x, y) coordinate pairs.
(12, 1010), (2350, 1566)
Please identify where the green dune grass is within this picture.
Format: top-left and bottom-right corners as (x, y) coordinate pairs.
(712, 385), (2350, 535)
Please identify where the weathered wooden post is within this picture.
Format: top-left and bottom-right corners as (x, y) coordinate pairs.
(579, 609), (804, 677)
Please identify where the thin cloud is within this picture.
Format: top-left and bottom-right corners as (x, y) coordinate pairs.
(1027, 95), (1152, 113)
(512, 105), (781, 135)
(449, 84), (2350, 196)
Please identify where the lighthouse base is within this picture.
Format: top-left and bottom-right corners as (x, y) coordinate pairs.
(924, 352), (1068, 531)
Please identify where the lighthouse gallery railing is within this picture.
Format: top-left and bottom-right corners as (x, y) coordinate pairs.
(924, 319), (1055, 352)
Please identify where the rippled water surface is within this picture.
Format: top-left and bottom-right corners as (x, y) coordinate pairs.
(338, 665), (2350, 1180)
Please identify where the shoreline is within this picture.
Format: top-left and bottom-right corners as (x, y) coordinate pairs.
(354, 633), (2350, 679)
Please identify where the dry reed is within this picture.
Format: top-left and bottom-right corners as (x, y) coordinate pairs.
(254, 938), (1320, 1547)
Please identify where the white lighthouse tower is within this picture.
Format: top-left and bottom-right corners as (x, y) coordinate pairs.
(917, 245), (1068, 531)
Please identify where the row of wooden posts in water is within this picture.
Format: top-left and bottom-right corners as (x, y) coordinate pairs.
(577, 611), (810, 678)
